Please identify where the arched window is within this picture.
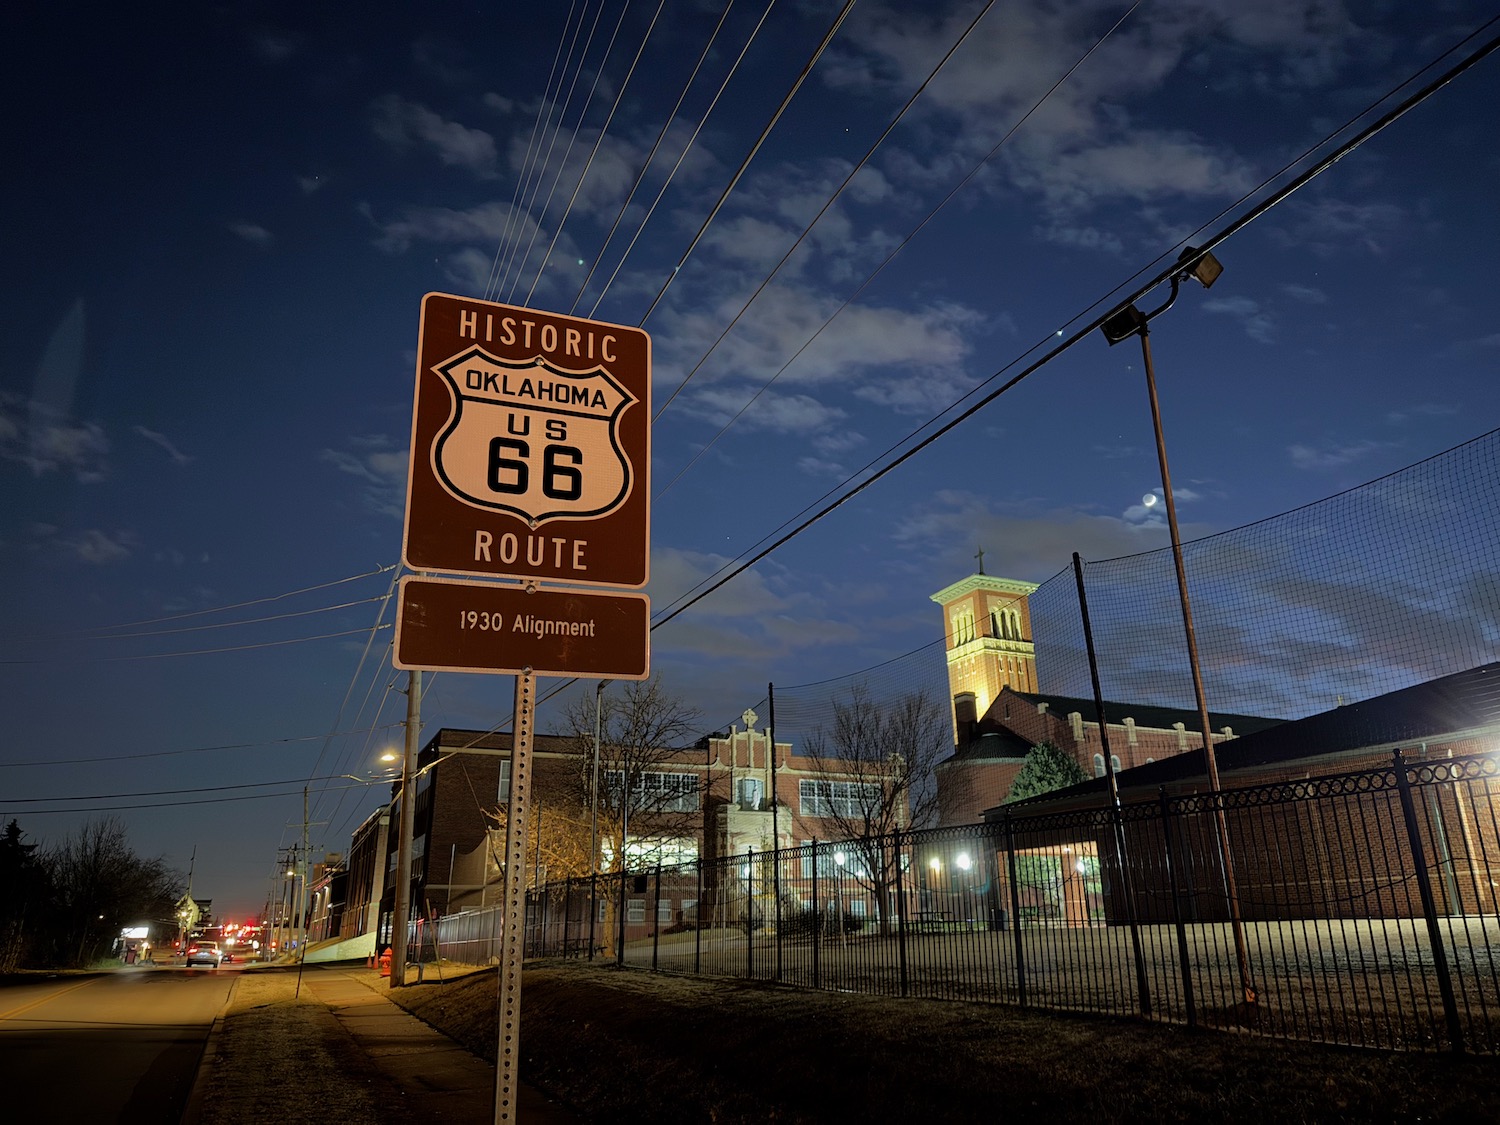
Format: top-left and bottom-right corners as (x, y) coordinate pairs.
(951, 609), (975, 645)
(1110, 755), (1121, 773)
(1092, 753), (1105, 778)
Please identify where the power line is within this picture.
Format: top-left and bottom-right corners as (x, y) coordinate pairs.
(0, 624), (392, 665)
(7, 564), (395, 641)
(483, 0), (582, 301)
(645, 25), (1500, 631)
(0, 783), (379, 817)
(651, 0), (1006, 421)
(583, 0), (781, 320)
(0, 725), (404, 769)
(522, 0), (670, 306)
(569, 0), (746, 314)
(652, 0), (1143, 494)
(500, 0), (625, 303)
(636, 0), (857, 326)
(4, 773), (398, 804)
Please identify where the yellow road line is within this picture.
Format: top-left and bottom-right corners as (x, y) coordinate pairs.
(0, 977), (101, 1023)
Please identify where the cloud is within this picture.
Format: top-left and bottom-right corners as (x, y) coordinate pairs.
(29, 524), (137, 565)
(1202, 295), (1276, 344)
(889, 489), (1197, 584)
(680, 388), (847, 435)
(1288, 439), (1396, 470)
(230, 222), (273, 246)
(370, 94), (498, 177)
(1009, 128), (1260, 214)
(1280, 283), (1327, 304)
(248, 28), (303, 63)
(321, 436), (409, 517)
(1270, 197), (1408, 256)
(1, 393), (109, 482)
(133, 426), (193, 466)
(368, 200), (535, 254)
(656, 286), (982, 416)
(1385, 403), (1457, 426)
(646, 546), (864, 662)
(297, 174), (327, 195)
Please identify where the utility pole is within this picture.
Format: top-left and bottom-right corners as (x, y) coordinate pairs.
(391, 669), (422, 988)
(300, 786), (310, 965)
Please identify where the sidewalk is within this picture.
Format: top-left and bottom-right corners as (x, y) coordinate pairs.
(186, 963), (579, 1123)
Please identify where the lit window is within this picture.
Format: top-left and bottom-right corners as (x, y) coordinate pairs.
(799, 779), (883, 818)
(603, 771), (700, 813)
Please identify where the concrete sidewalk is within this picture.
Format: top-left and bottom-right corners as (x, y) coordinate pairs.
(187, 964), (578, 1123)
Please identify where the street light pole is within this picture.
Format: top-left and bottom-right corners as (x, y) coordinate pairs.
(390, 668), (422, 989)
(1101, 246), (1256, 1007)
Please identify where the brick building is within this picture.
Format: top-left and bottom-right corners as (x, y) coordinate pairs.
(984, 662), (1500, 922)
(931, 566), (1282, 822)
(337, 714), (903, 944)
(937, 686), (1284, 825)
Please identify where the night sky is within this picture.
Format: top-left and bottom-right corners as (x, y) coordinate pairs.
(3, 1), (1497, 915)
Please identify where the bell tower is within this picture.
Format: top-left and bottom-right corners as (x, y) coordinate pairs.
(930, 566), (1039, 727)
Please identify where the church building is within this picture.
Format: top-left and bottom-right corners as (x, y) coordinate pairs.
(930, 566), (1283, 825)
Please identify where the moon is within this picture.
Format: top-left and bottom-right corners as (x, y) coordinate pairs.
(1142, 493), (1158, 508)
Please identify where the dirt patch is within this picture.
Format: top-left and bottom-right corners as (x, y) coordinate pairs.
(387, 960), (1500, 1123)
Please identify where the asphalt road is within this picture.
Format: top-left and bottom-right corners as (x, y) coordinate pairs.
(0, 965), (235, 1121)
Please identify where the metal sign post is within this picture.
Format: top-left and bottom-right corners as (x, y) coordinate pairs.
(395, 293), (653, 1121)
(494, 669), (536, 1123)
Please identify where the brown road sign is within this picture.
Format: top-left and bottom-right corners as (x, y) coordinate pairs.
(393, 575), (649, 679)
(402, 293), (650, 588)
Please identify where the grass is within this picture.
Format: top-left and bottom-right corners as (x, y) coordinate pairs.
(386, 958), (1500, 1123)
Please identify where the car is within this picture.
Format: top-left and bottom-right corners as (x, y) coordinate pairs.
(185, 940), (222, 967)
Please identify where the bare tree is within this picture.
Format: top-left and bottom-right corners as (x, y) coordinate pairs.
(559, 675), (703, 873)
(802, 685), (967, 935)
(483, 800), (594, 889)
(43, 817), (181, 967)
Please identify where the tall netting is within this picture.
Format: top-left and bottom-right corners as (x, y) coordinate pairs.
(1055, 427), (1500, 721)
(745, 428), (1500, 745)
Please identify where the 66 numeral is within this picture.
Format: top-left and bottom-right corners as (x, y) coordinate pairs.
(487, 438), (584, 500)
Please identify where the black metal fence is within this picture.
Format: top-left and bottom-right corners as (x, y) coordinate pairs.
(423, 748), (1500, 1055)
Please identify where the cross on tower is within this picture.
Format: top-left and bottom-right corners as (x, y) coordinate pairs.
(974, 547), (986, 575)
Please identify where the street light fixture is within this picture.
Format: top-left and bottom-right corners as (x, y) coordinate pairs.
(1100, 244), (1255, 1007)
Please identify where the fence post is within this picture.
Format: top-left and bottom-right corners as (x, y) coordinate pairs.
(746, 847), (755, 980)
(1393, 749), (1465, 1054)
(774, 841), (784, 984)
(694, 858), (703, 974)
(811, 839), (821, 990)
(616, 865), (627, 967)
(652, 862), (663, 971)
(587, 872), (597, 962)
(1115, 806), (1153, 1018)
(1004, 811), (1026, 1008)
(893, 829), (909, 999)
(1158, 787), (1196, 1029)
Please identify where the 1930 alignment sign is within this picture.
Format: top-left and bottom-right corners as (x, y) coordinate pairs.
(402, 294), (650, 588)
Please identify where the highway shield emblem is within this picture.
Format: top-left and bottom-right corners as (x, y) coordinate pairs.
(430, 347), (637, 525)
